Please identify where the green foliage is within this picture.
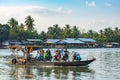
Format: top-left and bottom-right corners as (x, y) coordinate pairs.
(0, 15), (120, 45)
(8, 18), (18, 30)
(39, 31), (47, 40)
(25, 16), (34, 31)
(47, 24), (63, 39)
(0, 24), (10, 42)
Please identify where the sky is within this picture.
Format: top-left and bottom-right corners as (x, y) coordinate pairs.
(0, 0), (120, 33)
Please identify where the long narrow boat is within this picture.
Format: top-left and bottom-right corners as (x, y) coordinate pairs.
(12, 58), (96, 67)
(9, 45), (96, 67)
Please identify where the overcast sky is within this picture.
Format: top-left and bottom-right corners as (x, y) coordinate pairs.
(0, 0), (120, 32)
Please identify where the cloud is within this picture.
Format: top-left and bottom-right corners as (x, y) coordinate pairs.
(0, 5), (73, 32)
(86, 1), (96, 7)
(56, 7), (72, 14)
(0, 5), (119, 33)
(80, 19), (120, 32)
(0, 6), (72, 19)
(105, 3), (112, 7)
(26, 6), (73, 15)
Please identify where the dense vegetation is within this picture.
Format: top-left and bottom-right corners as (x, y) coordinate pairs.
(0, 16), (120, 45)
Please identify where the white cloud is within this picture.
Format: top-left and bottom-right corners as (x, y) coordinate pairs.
(56, 7), (72, 14)
(26, 6), (72, 15)
(86, 1), (96, 7)
(0, 5), (73, 32)
(0, 5), (119, 33)
(105, 3), (112, 7)
(79, 19), (120, 32)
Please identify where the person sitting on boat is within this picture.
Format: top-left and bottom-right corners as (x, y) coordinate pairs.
(62, 49), (69, 61)
(72, 52), (81, 61)
(40, 48), (44, 61)
(60, 48), (64, 59)
(36, 50), (41, 61)
(43, 51), (49, 61)
(46, 49), (52, 61)
(53, 49), (61, 61)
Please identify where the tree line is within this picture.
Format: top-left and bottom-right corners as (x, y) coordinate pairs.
(0, 16), (120, 45)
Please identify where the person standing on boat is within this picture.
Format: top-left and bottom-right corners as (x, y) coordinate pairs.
(22, 46), (29, 62)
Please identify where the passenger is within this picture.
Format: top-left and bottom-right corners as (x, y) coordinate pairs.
(60, 49), (64, 57)
(40, 48), (44, 61)
(72, 52), (81, 61)
(44, 51), (48, 61)
(62, 49), (69, 61)
(76, 54), (81, 61)
(53, 52), (58, 60)
(36, 50), (41, 61)
(46, 49), (52, 61)
(54, 49), (61, 61)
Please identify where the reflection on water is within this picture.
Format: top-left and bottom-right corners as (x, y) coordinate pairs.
(4, 65), (95, 80)
(0, 48), (120, 80)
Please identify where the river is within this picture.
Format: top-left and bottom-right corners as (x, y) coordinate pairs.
(0, 48), (120, 80)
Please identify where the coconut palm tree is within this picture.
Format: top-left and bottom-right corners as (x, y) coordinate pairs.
(8, 18), (18, 30)
(63, 24), (72, 38)
(25, 16), (34, 31)
(47, 24), (63, 38)
(71, 25), (80, 38)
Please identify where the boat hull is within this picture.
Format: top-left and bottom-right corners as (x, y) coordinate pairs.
(25, 58), (96, 66)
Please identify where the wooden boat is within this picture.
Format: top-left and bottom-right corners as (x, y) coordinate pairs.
(12, 58), (96, 67)
(9, 45), (96, 67)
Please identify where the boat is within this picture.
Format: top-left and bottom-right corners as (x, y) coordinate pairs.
(11, 58), (96, 67)
(9, 45), (96, 67)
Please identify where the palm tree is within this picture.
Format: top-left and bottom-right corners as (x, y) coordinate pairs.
(71, 26), (80, 38)
(25, 16), (34, 31)
(63, 24), (72, 38)
(115, 27), (119, 31)
(19, 23), (25, 31)
(47, 26), (55, 38)
(8, 18), (18, 30)
(40, 31), (47, 40)
(47, 24), (63, 38)
(88, 30), (94, 38)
